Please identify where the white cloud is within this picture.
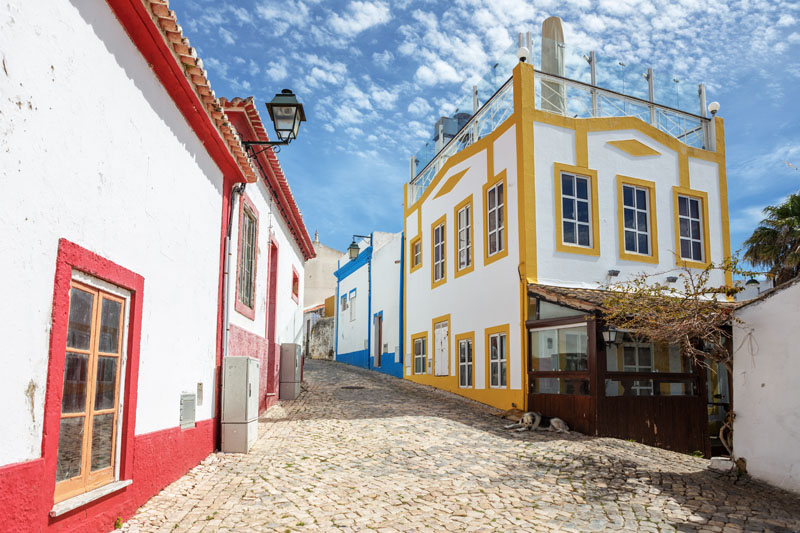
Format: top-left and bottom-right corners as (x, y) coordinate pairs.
(777, 14), (796, 27)
(370, 87), (398, 110)
(788, 32), (800, 45)
(414, 60), (462, 86)
(256, 0), (310, 36)
(328, 1), (391, 37)
(372, 50), (395, 66)
(408, 97), (432, 115)
(218, 27), (235, 45)
(265, 58), (288, 81)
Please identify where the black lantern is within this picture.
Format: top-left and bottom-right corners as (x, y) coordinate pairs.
(602, 326), (619, 345)
(265, 89), (306, 143)
(348, 240), (360, 260)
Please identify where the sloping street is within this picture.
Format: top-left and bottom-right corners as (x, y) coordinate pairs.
(122, 360), (800, 532)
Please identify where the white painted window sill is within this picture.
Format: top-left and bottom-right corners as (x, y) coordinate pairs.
(50, 479), (132, 517)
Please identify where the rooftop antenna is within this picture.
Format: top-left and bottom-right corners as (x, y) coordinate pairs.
(541, 16), (566, 114)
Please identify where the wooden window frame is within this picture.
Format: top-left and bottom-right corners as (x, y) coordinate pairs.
(485, 324), (510, 389)
(235, 194), (259, 320)
(430, 214), (447, 289)
(554, 163), (600, 256)
(411, 332), (428, 375)
(483, 170), (508, 265)
(455, 332), (475, 389)
(291, 266), (300, 304)
(617, 175), (659, 264)
(409, 235), (422, 273)
(453, 194), (474, 278)
(672, 186), (711, 269)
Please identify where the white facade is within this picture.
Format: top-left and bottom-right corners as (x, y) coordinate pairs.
(336, 257), (370, 358)
(304, 236), (342, 310)
(733, 280), (800, 494)
(0, 0), (223, 465)
(369, 233), (403, 375)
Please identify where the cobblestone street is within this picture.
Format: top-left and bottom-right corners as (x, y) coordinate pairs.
(122, 360), (800, 532)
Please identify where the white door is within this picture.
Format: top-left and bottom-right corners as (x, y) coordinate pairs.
(434, 321), (449, 376)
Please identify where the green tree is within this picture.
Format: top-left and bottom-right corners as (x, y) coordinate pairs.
(743, 192), (800, 284)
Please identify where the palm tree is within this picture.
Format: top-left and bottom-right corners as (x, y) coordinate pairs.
(743, 192), (800, 284)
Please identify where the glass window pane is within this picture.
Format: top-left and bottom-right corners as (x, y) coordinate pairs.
(690, 220), (701, 239)
(56, 416), (84, 482)
(624, 208), (636, 229)
(490, 363), (498, 386)
(680, 239), (692, 258)
(562, 198), (574, 220)
(497, 228), (504, 251)
(636, 189), (647, 210)
(563, 221), (575, 243)
(94, 356), (118, 410)
(678, 196), (688, 216)
(577, 201), (589, 223)
(576, 177), (588, 199)
(497, 204), (503, 227)
(496, 183), (503, 202)
(623, 186), (634, 207)
(625, 230), (636, 252)
(531, 378), (590, 395)
(99, 299), (122, 353)
(639, 347), (652, 367)
(489, 232), (497, 253)
(690, 199), (700, 219)
(562, 175), (573, 196)
(500, 361), (507, 387)
(638, 233), (649, 255)
(487, 188), (496, 210)
(91, 413), (114, 471)
(67, 288), (94, 350)
(62, 353), (89, 414)
(490, 337), (498, 361)
(637, 212), (647, 232)
(578, 224), (590, 246)
(623, 347), (636, 367)
(679, 218), (690, 237)
(692, 241), (702, 261)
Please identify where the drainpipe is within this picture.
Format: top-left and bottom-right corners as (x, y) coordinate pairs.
(222, 183), (246, 363)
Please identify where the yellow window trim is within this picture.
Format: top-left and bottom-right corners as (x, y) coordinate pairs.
(453, 194), (475, 279)
(485, 324), (511, 390)
(607, 139), (661, 157)
(483, 170), (509, 266)
(454, 331), (475, 389)
(616, 175), (659, 264)
(433, 168), (470, 199)
(410, 331), (429, 376)
(430, 214), (447, 289)
(672, 186), (711, 269)
(409, 235), (422, 274)
(553, 163), (600, 256)
(432, 314), (451, 376)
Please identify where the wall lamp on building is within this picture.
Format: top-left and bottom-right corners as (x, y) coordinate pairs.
(602, 326), (620, 345)
(242, 89), (307, 153)
(348, 235), (372, 260)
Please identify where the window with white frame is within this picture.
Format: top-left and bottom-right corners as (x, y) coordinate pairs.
(412, 239), (421, 268)
(622, 184), (650, 255)
(622, 342), (654, 395)
(678, 195), (703, 262)
(349, 291), (356, 321)
(487, 182), (504, 255)
(458, 339), (473, 388)
(489, 332), (507, 388)
(561, 172), (592, 247)
(433, 222), (445, 282)
(237, 205), (257, 307)
(457, 204), (471, 271)
(414, 337), (426, 374)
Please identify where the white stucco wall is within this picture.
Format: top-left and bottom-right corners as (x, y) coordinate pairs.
(405, 124), (523, 391)
(369, 233), (402, 363)
(304, 240), (341, 310)
(227, 181), (306, 347)
(335, 261), (370, 356)
(0, 0), (224, 464)
(733, 281), (800, 494)
(533, 122), (726, 288)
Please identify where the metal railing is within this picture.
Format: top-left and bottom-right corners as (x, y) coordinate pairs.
(408, 77), (514, 204)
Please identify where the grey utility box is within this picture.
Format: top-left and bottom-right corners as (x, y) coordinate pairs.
(221, 356), (260, 453)
(279, 343), (302, 401)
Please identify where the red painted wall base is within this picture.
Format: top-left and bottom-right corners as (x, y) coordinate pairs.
(228, 324), (281, 413)
(0, 420), (215, 533)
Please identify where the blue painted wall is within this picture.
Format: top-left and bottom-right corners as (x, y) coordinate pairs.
(337, 349), (370, 369)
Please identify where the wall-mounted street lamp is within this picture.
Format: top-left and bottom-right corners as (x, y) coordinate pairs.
(602, 326), (620, 345)
(242, 89), (307, 153)
(348, 234), (372, 260)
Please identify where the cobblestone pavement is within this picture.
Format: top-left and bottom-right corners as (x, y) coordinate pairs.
(122, 360), (800, 532)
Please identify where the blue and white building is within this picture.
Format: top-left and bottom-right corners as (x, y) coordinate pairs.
(334, 231), (404, 378)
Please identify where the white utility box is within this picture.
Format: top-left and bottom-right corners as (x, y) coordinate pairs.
(279, 343), (302, 401)
(221, 356), (260, 453)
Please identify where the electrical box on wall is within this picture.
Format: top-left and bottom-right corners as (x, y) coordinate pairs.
(221, 357), (260, 453)
(180, 393), (196, 429)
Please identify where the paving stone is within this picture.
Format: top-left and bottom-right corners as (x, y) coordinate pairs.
(122, 360), (800, 532)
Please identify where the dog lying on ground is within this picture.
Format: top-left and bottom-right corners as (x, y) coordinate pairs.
(503, 411), (570, 433)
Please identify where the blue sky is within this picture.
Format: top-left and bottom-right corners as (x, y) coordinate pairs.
(172, 0), (800, 258)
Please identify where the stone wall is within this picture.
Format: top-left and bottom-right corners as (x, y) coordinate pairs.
(308, 317), (335, 360)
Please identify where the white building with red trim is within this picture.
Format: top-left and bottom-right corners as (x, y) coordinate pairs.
(0, 1), (313, 531)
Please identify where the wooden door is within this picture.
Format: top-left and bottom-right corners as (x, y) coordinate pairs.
(374, 315), (383, 367)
